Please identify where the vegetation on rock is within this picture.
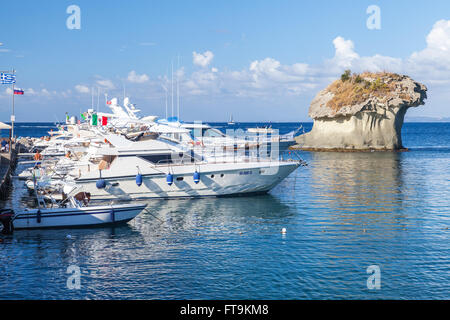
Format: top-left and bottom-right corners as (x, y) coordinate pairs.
(327, 71), (412, 112)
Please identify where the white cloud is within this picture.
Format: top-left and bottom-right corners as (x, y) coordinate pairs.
(182, 57), (314, 98)
(411, 20), (450, 63)
(3, 87), (54, 97)
(75, 84), (90, 93)
(2, 87), (56, 97)
(326, 36), (402, 74)
(0, 48), (11, 53)
(127, 70), (149, 83)
(34, 19), (450, 114)
(25, 88), (36, 95)
(325, 20), (450, 81)
(330, 36), (359, 69)
(185, 69), (219, 95)
(40, 88), (51, 96)
(96, 79), (115, 90)
(408, 19), (450, 79)
(193, 50), (214, 67)
(179, 21), (450, 99)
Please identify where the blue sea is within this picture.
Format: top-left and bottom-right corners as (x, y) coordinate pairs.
(1, 122), (449, 299)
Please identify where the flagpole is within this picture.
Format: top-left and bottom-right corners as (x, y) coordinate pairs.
(11, 69), (15, 141)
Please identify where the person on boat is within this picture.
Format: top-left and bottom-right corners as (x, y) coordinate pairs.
(65, 150), (72, 159)
(34, 150), (43, 161)
(1, 139), (6, 152)
(74, 192), (91, 206)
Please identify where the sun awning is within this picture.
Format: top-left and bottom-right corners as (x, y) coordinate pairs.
(0, 122), (11, 130)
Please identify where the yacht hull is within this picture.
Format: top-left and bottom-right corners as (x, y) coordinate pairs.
(12, 204), (147, 229)
(72, 162), (299, 200)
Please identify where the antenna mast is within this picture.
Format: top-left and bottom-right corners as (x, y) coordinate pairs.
(97, 87), (99, 113)
(122, 80), (126, 102)
(162, 84), (168, 120)
(171, 60), (174, 118)
(177, 55), (180, 120)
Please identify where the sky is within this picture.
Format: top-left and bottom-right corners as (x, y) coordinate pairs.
(1, 0), (450, 122)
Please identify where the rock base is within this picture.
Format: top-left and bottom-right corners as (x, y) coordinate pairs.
(289, 145), (409, 152)
(294, 106), (409, 151)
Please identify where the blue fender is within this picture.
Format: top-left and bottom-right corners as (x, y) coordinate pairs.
(136, 173), (143, 187)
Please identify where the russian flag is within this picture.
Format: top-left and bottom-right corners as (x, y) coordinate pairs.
(14, 89), (24, 95)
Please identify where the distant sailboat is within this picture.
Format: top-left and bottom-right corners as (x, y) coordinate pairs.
(228, 114), (235, 125)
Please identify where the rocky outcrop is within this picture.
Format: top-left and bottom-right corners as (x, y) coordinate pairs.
(295, 72), (427, 150)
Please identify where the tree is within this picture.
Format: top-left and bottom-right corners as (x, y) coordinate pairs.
(341, 69), (351, 82)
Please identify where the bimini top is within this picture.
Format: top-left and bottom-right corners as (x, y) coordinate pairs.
(101, 132), (185, 156)
(0, 122), (11, 130)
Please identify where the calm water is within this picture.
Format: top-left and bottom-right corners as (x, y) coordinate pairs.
(1, 122), (449, 299)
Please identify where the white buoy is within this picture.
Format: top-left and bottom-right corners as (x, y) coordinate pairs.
(66, 234), (72, 239)
(281, 228), (287, 234)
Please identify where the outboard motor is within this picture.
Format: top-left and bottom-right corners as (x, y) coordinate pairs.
(0, 209), (14, 235)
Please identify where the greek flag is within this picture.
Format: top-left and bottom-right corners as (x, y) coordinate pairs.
(0, 73), (16, 84)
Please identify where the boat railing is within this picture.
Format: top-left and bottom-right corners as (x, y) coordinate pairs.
(151, 149), (290, 168)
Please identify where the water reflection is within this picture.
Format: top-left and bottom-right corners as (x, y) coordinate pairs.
(2, 148), (448, 299)
(286, 151), (423, 238)
(309, 152), (405, 212)
(1, 194), (296, 299)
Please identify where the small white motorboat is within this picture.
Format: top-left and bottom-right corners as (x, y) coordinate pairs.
(0, 192), (147, 232)
(247, 126), (274, 134)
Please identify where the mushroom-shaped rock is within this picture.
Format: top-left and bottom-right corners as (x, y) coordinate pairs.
(295, 72), (427, 150)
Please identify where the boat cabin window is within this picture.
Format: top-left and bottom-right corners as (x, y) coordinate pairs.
(139, 154), (173, 164)
(139, 151), (203, 164)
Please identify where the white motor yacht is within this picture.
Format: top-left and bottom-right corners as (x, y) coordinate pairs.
(62, 132), (301, 200)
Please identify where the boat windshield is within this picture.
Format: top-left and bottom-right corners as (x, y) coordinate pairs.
(190, 128), (225, 139)
(203, 128), (225, 138)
